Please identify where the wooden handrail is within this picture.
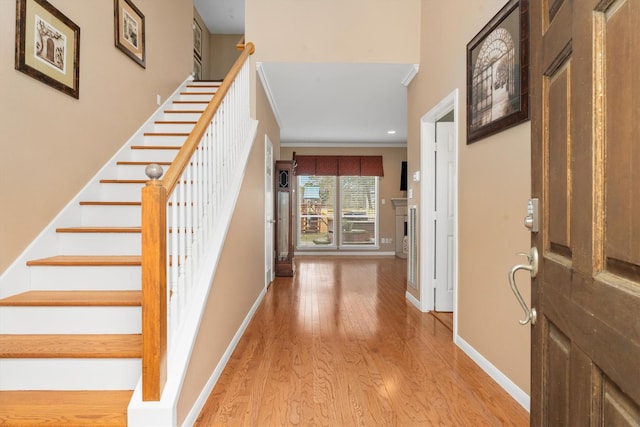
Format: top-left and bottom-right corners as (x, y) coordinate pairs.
(236, 36), (246, 51)
(161, 42), (254, 196)
(141, 42), (255, 401)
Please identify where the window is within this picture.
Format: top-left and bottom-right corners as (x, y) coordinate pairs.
(297, 175), (378, 249)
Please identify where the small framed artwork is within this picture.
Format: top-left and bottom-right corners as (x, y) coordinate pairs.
(466, 0), (529, 144)
(15, 0), (80, 99)
(193, 19), (202, 59)
(193, 56), (202, 80)
(114, 0), (145, 68)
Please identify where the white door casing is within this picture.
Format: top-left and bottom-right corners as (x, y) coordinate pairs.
(419, 89), (458, 332)
(265, 135), (275, 286)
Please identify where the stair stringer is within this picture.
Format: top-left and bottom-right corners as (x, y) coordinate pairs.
(127, 120), (259, 427)
(0, 75), (195, 300)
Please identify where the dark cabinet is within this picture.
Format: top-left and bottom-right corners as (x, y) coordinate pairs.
(275, 160), (295, 276)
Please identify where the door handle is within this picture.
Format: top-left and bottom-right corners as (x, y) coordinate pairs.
(508, 247), (538, 325)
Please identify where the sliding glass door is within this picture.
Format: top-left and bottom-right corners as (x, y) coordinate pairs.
(297, 175), (378, 249)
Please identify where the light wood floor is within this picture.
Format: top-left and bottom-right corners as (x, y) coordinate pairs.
(195, 257), (529, 426)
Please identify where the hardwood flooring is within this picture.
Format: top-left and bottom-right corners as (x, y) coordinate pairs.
(430, 311), (453, 332)
(195, 256), (529, 426)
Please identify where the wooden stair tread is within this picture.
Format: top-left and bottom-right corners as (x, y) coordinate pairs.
(164, 109), (205, 114)
(143, 132), (189, 136)
(172, 100), (209, 104)
(116, 161), (172, 165)
(26, 255), (141, 266)
(0, 334), (142, 358)
(56, 226), (141, 233)
(0, 390), (132, 426)
(154, 120), (197, 124)
(0, 291), (141, 307)
(179, 91), (216, 95)
(79, 201), (142, 206)
(130, 145), (182, 150)
(99, 179), (147, 184)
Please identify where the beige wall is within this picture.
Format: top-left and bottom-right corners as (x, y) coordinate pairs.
(209, 34), (243, 80)
(177, 75), (280, 424)
(281, 146), (406, 255)
(407, 0), (531, 393)
(246, 0), (420, 64)
(193, 8), (211, 80)
(0, 0), (193, 274)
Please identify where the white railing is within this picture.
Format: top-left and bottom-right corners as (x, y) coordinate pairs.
(140, 43), (255, 401)
(165, 63), (251, 338)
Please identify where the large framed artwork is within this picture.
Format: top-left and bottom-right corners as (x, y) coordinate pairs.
(193, 55), (202, 80)
(114, 0), (145, 68)
(466, 0), (529, 144)
(193, 19), (202, 59)
(15, 0), (80, 99)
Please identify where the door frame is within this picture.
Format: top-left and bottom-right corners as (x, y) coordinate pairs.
(265, 135), (275, 287)
(419, 89), (459, 333)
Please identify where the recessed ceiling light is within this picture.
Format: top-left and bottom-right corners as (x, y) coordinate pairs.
(387, 130), (396, 135)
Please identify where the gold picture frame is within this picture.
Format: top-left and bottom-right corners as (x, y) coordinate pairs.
(15, 0), (80, 99)
(114, 0), (145, 68)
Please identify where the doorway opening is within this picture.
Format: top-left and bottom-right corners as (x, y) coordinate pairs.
(419, 89), (459, 337)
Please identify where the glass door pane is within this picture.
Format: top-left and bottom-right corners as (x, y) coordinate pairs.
(297, 176), (336, 247)
(340, 176), (377, 246)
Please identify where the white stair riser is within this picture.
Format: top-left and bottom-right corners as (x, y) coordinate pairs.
(29, 266), (140, 291)
(162, 112), (204, 121)
(0, 359), (140, 390)
(57, 233), (141, 255)
(153, 122), (196, 133)
(98, 182), (146, 200)
(116, 165), (149, 181)
(129, 148), (180, 163)
(0, 307), (140, 334)
(81, 205), (141, 226)
(183, 85), (219, 93)
(80, 205), (188, 226)
(178, 93), (214, 102)
(170, 102), (209, 111)
(143, 135), (188, 147)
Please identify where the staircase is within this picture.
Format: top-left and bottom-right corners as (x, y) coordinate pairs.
(0, 81), (221, 426)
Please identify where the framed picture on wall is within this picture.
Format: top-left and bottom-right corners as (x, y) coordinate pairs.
(114, 0), (145, 68)
(193, 55), (202, 80)
(466, 0), (529, 144)
(193, 19), (202, 59)
(15, 0), (80, 98)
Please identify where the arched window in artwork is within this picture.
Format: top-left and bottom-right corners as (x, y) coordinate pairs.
(46, 38), (55, 62)
(471, 28), (516, 129)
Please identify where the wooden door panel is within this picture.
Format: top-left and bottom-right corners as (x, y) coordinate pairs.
(604, 0), (640, 273)
(532, 0), (640, 424)
(545, 61), (572, 254)
(544, 321), (570, 425)
(549, 0), (567, 22)
(602, 378), (640, 426)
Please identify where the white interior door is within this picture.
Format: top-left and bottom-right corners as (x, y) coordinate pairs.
(434, 122), (454, 311)
(265, 136), (275, 286)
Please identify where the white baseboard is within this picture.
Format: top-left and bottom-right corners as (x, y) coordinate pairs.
(454, 335), (530, 412)
(405, 290), (422, 311)
(181, 287), (267, 426)
(295, 251), (395, 257)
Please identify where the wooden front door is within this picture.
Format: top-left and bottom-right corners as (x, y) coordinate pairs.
(530, 0), (640, 424)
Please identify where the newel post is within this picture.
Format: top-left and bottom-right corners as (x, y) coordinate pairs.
(141, 164), (167, 401)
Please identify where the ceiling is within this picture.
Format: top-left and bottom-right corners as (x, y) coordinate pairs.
(194, 0), (414, 147)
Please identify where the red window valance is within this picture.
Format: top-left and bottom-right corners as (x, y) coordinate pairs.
(294, 155), (384, 177)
